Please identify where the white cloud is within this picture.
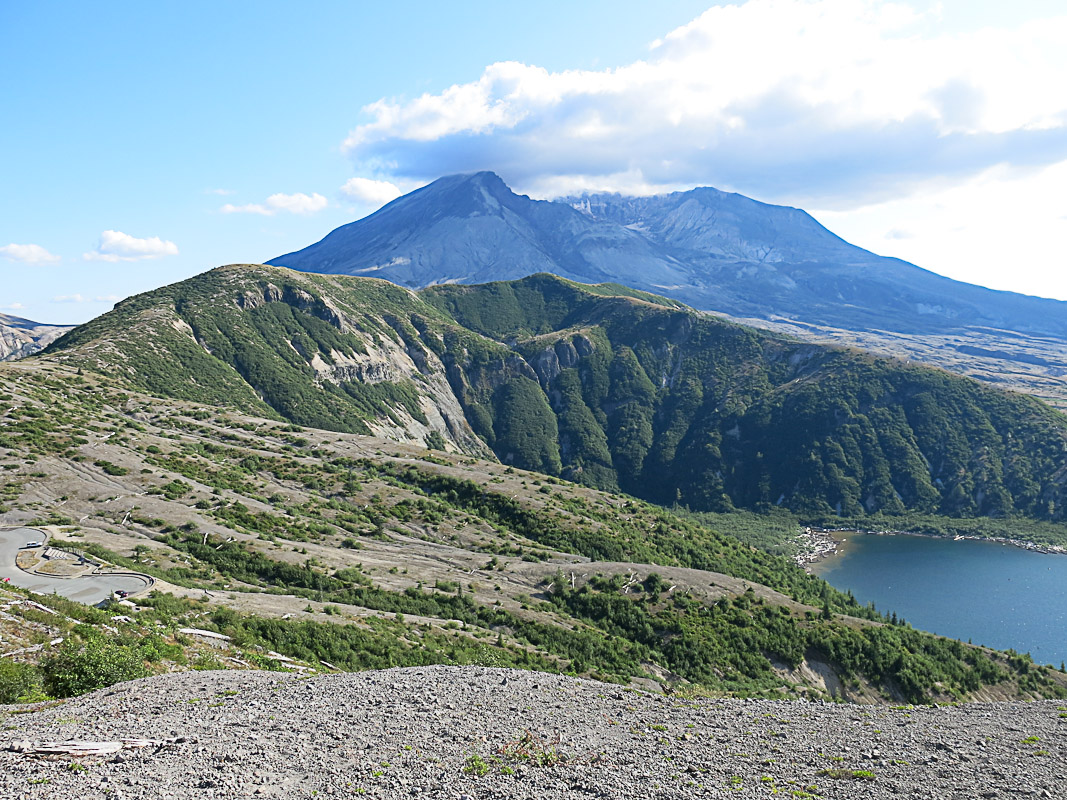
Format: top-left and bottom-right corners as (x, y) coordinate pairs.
(50, 294), (123, 305)
(83, 230), (179, 262)
(813, 158), (1067, 300)
(1, 303), (26, 311)
(221, 192), (328, 216)
(342, 0), (1067, 207)
(220, 202), (273, 216)
(0, 243), (60, 264)
(335, 0), (1067, 299)
(339, 177), (403, 208)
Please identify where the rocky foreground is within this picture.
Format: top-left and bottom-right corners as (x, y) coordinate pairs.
(2, 667), (1065, 799)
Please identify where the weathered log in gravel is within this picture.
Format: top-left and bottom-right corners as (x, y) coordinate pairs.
(1, 666), (1064, 799)
(6, 738), (184, 756)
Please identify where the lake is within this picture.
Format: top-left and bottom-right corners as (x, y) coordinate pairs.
(815, 534), (1067, 667)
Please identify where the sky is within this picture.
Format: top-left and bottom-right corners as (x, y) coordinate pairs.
(3, 0), (1067, 325)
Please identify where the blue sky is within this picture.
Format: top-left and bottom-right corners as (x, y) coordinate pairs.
(3, 0), (1067, 324)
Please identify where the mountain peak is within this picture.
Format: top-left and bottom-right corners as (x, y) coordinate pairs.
(418, 170), (516, 213)
(267, 170), (653, 287)
(269, 174), (1067, 347)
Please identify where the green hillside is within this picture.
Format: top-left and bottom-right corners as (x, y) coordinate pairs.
(427, 276), (1067, 521)
(44, 266), (1067, 525)
(2, 360), (1063, 703)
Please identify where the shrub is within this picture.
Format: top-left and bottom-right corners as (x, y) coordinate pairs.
(192, 651), (223, 671)
(0, 660), (46, 704)
(39, 633), (150, 698)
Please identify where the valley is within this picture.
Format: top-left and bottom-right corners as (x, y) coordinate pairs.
(3, 263), (1067, 712)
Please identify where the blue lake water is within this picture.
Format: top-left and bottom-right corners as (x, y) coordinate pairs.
(816, 534), (1067, 666)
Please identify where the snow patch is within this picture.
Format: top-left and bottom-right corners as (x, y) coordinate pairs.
(351, 257), (411, 274)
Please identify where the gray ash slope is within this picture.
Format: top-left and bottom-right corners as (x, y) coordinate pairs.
(4, 667), (1065, 799)
(0, 312), (73, 362)
(269, 171), (1067, 341)
(270, 172), (685, 289)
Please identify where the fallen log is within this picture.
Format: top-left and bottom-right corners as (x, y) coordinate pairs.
(1, 637), (64, 658)
(5, 737), (186, 757)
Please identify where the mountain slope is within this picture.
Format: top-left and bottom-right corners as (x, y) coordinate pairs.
(269, 171), (690, 288)
(566, 188), (1067, 336)
(424, 275), (1067, 520)
(269, 172), (1067, 404)
(43, 264), (494, 455)
(41, 265), (1067, 526)
(2, 357), (1062, 703)
(0, 312), (73, 361)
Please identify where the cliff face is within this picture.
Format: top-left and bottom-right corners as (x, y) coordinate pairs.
(0, 313), (72, 361)
(39, 264), (504, 456)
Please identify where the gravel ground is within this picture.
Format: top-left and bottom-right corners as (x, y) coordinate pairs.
(2, 666), (1065, 799)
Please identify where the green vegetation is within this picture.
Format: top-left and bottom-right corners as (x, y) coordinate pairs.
(44, 266), (1067, 531)
(33, 512), (1062, 704)
(9, 276), (1067, 704)
(338, 459), (855, 611)
(0, 588), (183, 701)
(0, 660), (45, 704)
(40, 630), (154, 698)
(544, 574), (1034, 702)
(675, 508), (806, 555)
(491, 377), (561, 474)
(463, 754), (490, 777)
(679, 507), (1067, 552)
(432, 275), (1067, 523)
(43, 265), (475, 435)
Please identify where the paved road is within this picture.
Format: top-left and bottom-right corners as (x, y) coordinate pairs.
(0, 527), (151, 606)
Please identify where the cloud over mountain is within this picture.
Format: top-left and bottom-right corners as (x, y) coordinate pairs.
(342, 0), (1067, 207)
(339, 177), (403, 208)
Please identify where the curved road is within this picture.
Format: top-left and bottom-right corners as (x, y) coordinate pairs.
(0, 527), (151, 606)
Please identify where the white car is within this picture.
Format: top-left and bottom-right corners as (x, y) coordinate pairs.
(20, 541), (43, 548)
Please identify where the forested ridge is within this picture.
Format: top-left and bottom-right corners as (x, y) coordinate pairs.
(426, 275), (1067, 521)
(43, 266), (1067, 524)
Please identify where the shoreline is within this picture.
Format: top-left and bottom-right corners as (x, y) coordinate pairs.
(793, 527), (848, 572)
(795, 526), (1067, 574)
